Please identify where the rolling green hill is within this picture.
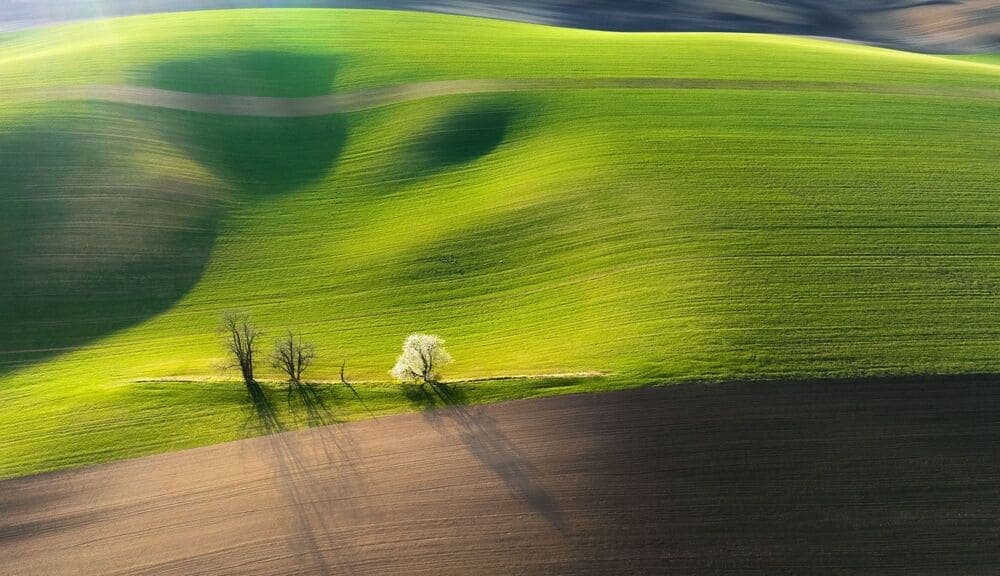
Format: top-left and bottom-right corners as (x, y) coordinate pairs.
(1, 9), (998, 477)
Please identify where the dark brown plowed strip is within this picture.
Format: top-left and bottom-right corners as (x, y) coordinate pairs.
(4, 78), (998, 117)
(2, 376), (999, 575)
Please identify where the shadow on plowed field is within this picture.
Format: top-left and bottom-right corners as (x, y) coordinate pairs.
(236, 372), (1000, 572)
(585, 373), (1000, 572)
(401, 381), (565, 525)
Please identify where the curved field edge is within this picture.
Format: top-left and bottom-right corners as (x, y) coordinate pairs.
(0, 374), (636, 478)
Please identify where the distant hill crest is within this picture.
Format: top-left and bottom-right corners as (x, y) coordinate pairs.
(0, 0), (996, 53)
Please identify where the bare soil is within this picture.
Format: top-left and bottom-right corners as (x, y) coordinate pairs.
(2, 375), (999, 575)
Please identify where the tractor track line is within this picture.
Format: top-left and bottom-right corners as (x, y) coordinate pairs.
(4, 77), (998, 117)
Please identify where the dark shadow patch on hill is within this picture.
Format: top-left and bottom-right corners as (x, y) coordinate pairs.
(154, 108), (348, 196)
(0, 119), (222, 375)
(392, 98), (522, 185)
(134, 51), (349, 196)
(131, 50), (344, 98)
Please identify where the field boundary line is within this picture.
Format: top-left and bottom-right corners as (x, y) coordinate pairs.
(132, 371), (610, 385)
(3, 78), (997, 116)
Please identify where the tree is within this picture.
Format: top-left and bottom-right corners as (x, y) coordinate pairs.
(270, 331), (316, 384)
(390, 334), (452, 384)
(221, 311), (261, 388)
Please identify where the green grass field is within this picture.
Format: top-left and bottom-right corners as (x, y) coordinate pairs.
(946, 54), (1000, 66)
(1, 9), (998, 478)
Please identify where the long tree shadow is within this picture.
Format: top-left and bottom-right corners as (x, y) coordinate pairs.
(344, 382), (376, 420)
(286, 381), (341, 429)
(240, 381), (285, 438)
(401, 382), (439, 411)
(263, 413), (363, 575)
(238, 378), (367, 574)
(405, 381), (564, 528)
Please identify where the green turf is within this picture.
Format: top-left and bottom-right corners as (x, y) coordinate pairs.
(945, 54), (1000, 67)
(1, 9), (998, 92)
(0, 9), (998, 478)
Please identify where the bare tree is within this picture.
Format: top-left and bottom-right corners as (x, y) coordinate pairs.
(390, 334), (452, 384)
(221, 311), (261, 389)
(270, 331), (316, 384)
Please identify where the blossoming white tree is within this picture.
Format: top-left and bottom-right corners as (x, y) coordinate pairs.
(390, 334), (452, 384)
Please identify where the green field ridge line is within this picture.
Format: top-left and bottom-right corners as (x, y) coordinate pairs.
(5, 78), (997, 116)
(133, 371), (609, 384)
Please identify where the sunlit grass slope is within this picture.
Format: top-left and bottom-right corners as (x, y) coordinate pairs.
(2, 9), (999, 92)
(1, 9), (998, 477)
(945, 54), (1000, 66)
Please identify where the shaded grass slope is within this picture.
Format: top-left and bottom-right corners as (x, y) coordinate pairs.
(0, 9), (998, 477)
(0, 108), (223, 372)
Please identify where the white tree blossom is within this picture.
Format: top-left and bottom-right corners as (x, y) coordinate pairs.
(390, 334), (452, 383)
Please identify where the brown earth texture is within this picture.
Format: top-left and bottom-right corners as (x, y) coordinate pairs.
(3, 376), (999, 575)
